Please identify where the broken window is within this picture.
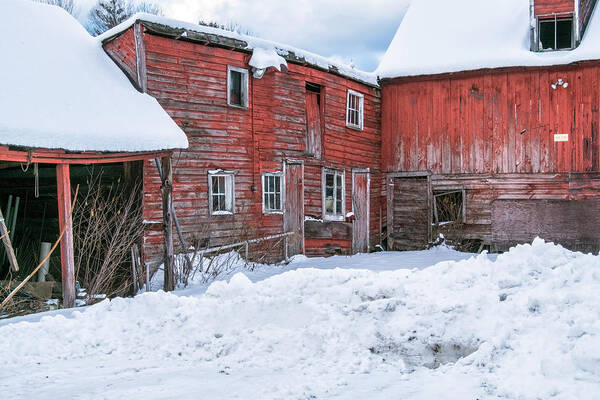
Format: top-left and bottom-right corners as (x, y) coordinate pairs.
(323, 169), (344, 220)
(262, 173), (283, 213)
(433, 190), (465, 225)
(538, 16), (573, 51)
(305, 82), (323, 158)
(227, 66), (249, 107)
(209, 171), (234, 215)
(346, 89), (364, 130)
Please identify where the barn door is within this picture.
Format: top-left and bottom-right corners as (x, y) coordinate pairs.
(305, 86), (323, 159)
(388, 175), (431, 251)
(284, 161), (304, 256)
(352, 169), (370, 253)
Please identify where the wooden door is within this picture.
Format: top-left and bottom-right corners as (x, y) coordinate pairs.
(305, 91), (323, 158)
(284, 161), (304, 256)
(352, 169), (370, 253)
(388, 176), (431, 250)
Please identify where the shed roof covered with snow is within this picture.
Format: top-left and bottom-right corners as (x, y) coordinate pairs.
(98, 13), (378, 87)
(0, 0), (188, 153)
(377, 0), (600, 79)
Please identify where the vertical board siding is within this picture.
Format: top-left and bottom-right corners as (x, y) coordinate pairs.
(106, 29), (382, 265)
(382, 64), (600, 175)
(382, 63), (600, 252)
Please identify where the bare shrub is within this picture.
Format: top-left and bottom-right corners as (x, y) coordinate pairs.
(73, 169), (143, 299)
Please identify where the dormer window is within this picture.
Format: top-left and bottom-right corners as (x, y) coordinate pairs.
(538, 15), (574, 51)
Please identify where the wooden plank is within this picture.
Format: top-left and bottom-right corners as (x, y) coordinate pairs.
(0, 208), (18, 272)
(134, 22), (148, 93)
(56, 164), (75, 308)
(161, 156), (174, 292)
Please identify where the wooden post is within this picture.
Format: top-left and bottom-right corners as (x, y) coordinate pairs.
(56, 164), (75, 308)
(161, 156), (174, 292)
(0, 208), (19, 272)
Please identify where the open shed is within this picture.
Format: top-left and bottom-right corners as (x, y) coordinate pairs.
(0, 0), (187, 308)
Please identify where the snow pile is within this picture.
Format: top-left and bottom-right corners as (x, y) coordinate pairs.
(2, 239), (600, 399)
(377, 0), (600, 78)
(249, 47), (288, 72)
(99, 13), (378, 86)
(0, 0), (188, 152)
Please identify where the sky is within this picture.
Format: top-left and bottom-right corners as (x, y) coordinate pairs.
(73, 0), (410, 72)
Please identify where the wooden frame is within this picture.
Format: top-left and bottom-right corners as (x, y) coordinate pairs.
(432, 188), (467, 225)
(0, 147), (175, 306)
(346, 89), (364, 130)
(322, 167), (346, 221)
(536, 12), (575, 51)
(208, 170), (235, 215)
(386, 171), (433, 249)
(227, 65), (249, 108)
(261, 172), (284, 214)
(351, 168), (370, 253)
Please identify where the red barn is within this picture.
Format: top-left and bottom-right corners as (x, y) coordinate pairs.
(100, 16), (383, 268)
(0, 1), (187, 306)
(378, 0), (600, 252)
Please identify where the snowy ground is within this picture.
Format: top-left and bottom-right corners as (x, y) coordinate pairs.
(2, 240), (600, 399)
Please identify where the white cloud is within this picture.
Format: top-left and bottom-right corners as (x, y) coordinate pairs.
(77, 0), (409, 71)
(161, 0), (410, 71)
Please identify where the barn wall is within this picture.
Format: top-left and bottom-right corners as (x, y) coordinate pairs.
(382, 64), (600, 252)
(105, 29), (382, 265)
(534, 0), (574, 16)
(382, 64), (600, 174)
(102, 28), (139, 88)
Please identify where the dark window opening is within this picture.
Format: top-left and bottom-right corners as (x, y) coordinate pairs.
(229, 70), (242, 106)
(433, 190), (464, 225)
(539, 17), (573, 50)
(305, 82), (323, 158)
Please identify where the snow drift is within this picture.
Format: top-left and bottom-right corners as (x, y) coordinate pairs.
(2, 238), (600, 399)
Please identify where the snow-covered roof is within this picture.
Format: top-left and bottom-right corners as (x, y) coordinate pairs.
(377, 0), (600, 79)
(98, 14), (378, 87)
(0, 0), (188, 153)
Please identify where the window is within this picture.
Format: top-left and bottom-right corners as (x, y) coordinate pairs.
(208, 171), (234, 215)
(433, 190), (465, 225)
(346, 90), (364, 130)
(305, 82), (323, 158)
(262, 173), (283, 213)
(227, 66), (249, 108)
(538, 16), (573, 51)
(322, 169), (345, 220)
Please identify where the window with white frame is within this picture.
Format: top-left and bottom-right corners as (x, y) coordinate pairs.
(323, 169), (345, 220)
(227, 66), (249, 108)
(262, 173), (283, 213)
(209, 171), (234, 215)
(346, 90), (364, 130)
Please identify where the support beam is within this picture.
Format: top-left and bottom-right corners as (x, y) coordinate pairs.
(0, 208), (19, 272)
(161, 156), (174, 292)
(56, 164), (75, 308)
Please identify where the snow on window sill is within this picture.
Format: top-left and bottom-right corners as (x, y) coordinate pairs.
(211, 210), (234, 216)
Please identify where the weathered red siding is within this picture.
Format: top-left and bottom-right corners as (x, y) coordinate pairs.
(382, 64), (600, 174)
(106, 28), (382, 265)
(102, 27), (138, 87)
(534, 0), (574, 16)
(382, 63), (600, 251)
